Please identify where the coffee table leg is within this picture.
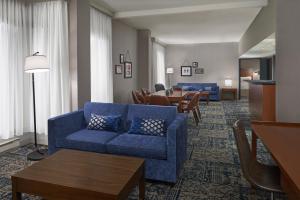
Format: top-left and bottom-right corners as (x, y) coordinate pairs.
(139, 173), (145, 200)
(12, 179), (21, 200)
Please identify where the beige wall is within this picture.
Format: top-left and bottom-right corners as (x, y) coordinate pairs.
(239, 0), (276, 56)
(166, 43), (239, 88)
(112, 20), (138, 104)
(275, 0), (300, 122)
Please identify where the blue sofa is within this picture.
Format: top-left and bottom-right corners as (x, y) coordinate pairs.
(176, 82), (220, 101)
(48, 102), (188, 183)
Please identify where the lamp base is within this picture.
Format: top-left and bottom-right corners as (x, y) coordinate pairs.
(27, 148), (48, 161)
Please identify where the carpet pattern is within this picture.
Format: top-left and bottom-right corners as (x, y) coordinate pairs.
(0, 101), (287, 199)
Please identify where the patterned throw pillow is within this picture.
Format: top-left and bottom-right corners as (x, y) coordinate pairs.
(128, 117), (167, 137)
(87, 113), (121, 132)
(204, 86), (212, 91)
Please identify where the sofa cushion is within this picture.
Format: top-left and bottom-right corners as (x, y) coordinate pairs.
(106, 133), (167, 160)
(204, 86), (212, 91)
(182, 86), (195, 91)
(127, 104), (177, 127)
(128, 117), (167, 137)
(84, 102), (128, 132)
(87, 114), (122, 132)
(56, 129), (119, 153)
(209, 90), (218, 95)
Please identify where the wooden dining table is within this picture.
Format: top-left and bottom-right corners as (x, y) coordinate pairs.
(251, 121), (300, 199)
(147, 90), (189, 111)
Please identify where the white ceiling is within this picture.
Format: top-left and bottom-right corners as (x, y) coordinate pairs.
(240, 33), (276, 58)
(95, 0), (268, 44)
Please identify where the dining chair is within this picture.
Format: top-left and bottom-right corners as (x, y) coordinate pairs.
(154, 83), (165, 92)
(182, 92), (201, 125)
(233, 120), (284, 200)
(173, 86), (182, 91)
(141, 88), (151, 97)
(132, 91), (142, 104)
(149, 95), (171, 106)
(135, 91), (146, 104)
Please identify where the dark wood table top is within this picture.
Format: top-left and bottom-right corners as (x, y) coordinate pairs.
(251, 122), (300, 194)
(12, 149), (145, 199)
(151, 90), (188, 98)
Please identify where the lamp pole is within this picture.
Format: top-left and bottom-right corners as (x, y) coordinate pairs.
(32, 73), (37, 148)
(25, 51), (49, 161)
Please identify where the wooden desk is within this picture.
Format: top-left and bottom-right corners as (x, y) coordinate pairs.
(251, 121), (300, 199)
(12, 150), (145, 200)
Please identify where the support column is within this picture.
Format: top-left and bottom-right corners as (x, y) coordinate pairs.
(69, 0), (91, 110)
(276, 0), (300, 122)
(137, 30), (152, 90)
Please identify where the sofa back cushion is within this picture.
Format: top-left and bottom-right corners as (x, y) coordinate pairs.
(177, 83), (218, 91)
(84, 102), (128, 131)
(127, 104), (177, 127)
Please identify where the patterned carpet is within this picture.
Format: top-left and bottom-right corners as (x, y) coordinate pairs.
(0, 100), (287, 199)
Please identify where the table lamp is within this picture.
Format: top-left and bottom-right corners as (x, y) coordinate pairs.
(166, 67), (174, 88)
(225, 79), (233, 88)
(24, 52), (49, 161)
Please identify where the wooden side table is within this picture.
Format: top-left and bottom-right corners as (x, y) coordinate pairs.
(221, 88), (237, 100)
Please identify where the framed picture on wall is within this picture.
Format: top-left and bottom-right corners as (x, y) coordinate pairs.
(192, 62), (198, 68)
(124, 62), (132, 78)
(115, 65), (122, 74)
(181, 66), (192, 76)
(120, 54), (125, 64)
(195, 68), (204, 74)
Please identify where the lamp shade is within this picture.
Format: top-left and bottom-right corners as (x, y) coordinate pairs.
(224, 79), (233, 87)
(24, 55), (49, 73)
(166, 68), (174, 74)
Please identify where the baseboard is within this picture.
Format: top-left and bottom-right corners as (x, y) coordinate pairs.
(0, 138), (20, 153)
(19, 132), (48, 146)
(0, 133), (48, 153)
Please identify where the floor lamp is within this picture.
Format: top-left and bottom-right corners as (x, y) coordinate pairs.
(24, 52), (49, 161)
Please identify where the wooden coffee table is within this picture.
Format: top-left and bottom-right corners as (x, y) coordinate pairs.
(12, 149), (145, 200)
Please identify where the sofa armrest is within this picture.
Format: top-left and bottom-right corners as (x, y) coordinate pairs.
(166, 113), (188, 169)
(48, 110), (85, 154)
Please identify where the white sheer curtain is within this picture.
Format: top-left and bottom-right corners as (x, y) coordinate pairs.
(0, 0), (70, 139)
(0, 0), (27, 139)
(152, 42), (166, 87)
(27, 0), (70, 134)
(90, 7), (113, 103)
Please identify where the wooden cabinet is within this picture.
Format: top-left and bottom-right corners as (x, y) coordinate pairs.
(221, 88), (237, 100)
(247, 81), (276, 121)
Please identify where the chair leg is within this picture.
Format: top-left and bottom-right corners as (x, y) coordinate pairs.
(196, 105), (201, 120)
(192, 109), (199, 126)
(271, 192), (274, 200)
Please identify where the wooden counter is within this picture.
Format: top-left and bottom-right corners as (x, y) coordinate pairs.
(246, 80), (276, 121)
